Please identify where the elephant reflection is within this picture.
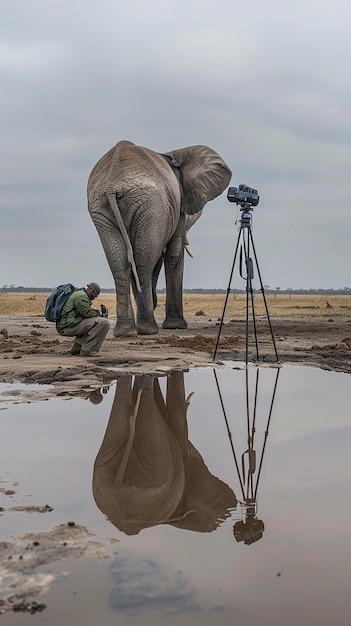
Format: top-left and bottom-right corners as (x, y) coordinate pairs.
(93, 372), (237, 535)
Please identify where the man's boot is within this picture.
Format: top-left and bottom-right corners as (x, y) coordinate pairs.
(70, 341), (82, 355)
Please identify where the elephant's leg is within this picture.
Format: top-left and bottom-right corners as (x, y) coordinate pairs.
(136, 306), (159, 335)
(130, 272), (159, 335)
(94, 218), (137, 336)
(130, 236), (165, 336)
(114, 279), (138, 336)
(129, 255), (165, 335)
(152, 254), (164, 310)
(163, 220), (187, 329)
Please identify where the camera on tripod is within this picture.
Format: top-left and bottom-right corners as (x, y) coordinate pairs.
(233, 517), (265, 545)
(227, 184), (259, 209)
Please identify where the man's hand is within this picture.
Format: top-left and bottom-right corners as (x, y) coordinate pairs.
(100, 304), (109, 318)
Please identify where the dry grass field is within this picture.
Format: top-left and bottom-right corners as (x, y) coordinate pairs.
(1, 291), (351, 319)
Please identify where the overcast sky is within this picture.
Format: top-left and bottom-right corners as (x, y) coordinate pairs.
(1, 0), (350, 290)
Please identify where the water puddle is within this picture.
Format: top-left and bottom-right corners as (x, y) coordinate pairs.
(0, 363), (350, 625)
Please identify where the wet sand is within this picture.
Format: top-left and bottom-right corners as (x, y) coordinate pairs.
(0, 314), (350, 401)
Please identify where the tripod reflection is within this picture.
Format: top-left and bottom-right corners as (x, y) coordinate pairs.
(214, 366), (280, 545)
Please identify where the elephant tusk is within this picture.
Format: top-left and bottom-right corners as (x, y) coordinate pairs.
(185, 244), (194, 258)
(166, 510), (197, 523)
(185, 391), (195, 407)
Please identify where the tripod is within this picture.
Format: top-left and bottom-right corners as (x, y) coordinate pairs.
(213, 206), (279, 364)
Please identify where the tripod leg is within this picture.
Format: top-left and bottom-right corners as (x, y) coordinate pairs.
(240, 231), (250, 364)
(242, 230), (259, 363)
(254, 367), (280, 499)
(248, 276), (260, 361)
(248, 229), (279, 363)
(213, 228), (242, 361)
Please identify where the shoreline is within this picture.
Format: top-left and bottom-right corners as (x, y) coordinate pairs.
(0, 314), (350, 402)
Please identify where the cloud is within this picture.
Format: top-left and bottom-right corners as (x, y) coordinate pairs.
(0, 0), (350, 289)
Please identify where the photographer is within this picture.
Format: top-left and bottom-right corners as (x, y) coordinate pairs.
(56, 282), (110, 357)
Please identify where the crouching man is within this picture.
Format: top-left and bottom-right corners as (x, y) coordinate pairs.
(56, 282), (110, 357)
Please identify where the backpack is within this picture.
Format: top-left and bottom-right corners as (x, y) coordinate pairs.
(44, 283), (76, 322)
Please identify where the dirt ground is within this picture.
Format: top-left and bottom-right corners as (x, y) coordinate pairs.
(0, 312), (351, 402)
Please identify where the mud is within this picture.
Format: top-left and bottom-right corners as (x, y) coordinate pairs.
(0, 522), (108, 615)
(0, 314), (351, 402)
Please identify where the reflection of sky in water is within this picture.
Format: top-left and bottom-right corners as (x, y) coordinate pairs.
(0, 364), (351, 626)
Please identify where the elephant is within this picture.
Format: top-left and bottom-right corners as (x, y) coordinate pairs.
(87, 140), (232, 336)
(92, 371), (237, 536)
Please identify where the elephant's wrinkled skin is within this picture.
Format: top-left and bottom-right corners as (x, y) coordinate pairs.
(92, 372), (237, 535)
(87, 140), (231, 336)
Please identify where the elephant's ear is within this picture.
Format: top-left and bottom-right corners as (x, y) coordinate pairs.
(164, 145), (232, 215)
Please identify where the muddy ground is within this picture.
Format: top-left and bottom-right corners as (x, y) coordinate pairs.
(0, 313), (351, 402)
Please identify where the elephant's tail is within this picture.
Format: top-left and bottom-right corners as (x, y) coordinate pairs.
(106, 192), (147, 317)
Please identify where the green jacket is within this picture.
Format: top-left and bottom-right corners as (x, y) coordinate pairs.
(56, 288), (100, 331)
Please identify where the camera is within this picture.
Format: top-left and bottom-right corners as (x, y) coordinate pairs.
(233, 518), (265, 545)
(100, 304), (109, 318)
(227, 184), (259, 208)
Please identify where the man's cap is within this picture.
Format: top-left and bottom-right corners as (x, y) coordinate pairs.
(87, 282), (101, 294)
(89, 389), (103, 405)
